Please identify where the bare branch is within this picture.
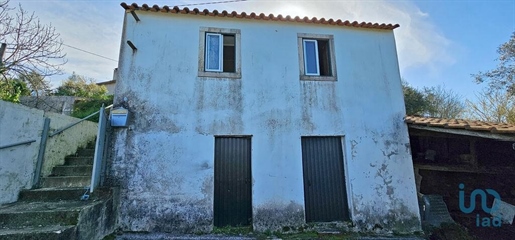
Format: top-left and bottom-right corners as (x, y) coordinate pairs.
(0, 0), (66, 85)
(466, 89), (515, 124)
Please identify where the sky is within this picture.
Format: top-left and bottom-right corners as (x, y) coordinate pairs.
(6, 0), (515, 101)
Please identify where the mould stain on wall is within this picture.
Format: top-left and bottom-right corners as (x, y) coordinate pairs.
(194, 78), (244, 135)
(120, 195), (213, 233)
(253, 201), (305, 232)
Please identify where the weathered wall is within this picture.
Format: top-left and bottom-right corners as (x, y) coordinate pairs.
(0, 101), (43, 204)
(110, 11), (421, 233)
(42, 111), (98, 177)
(0, 101), (98, 204)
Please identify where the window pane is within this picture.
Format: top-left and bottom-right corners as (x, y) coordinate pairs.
(304, 40), (319, 75)
(318, 40), (331, 76)
(223, 35), (235, 72)
(206, 34), (221, 71)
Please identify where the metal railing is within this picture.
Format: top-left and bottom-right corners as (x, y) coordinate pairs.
(32, 104), (113, 188)
(0, 139), (37, 150)
(49, 105), (113, 137)
(90, 105), (110, 193)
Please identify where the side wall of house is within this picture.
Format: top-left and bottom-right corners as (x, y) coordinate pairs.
(110, 12), (420, 233)
(0, 101), (44, 204)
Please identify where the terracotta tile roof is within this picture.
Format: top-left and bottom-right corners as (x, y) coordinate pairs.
(120, 3), (400, 30)
(405, 116), (515, 134)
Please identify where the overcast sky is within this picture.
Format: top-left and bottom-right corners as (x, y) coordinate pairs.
(7, 0), (515, 100)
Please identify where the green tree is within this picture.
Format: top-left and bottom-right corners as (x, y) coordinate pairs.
(402, 81), (429, 116)
(0, 78), (29, 102)
(18, 71), (50, 97)
(71, 95), (113, 122)
(473, 32), (515, 94)
(55, 73), (108, 99)
(54, 73), (111, 122)
(402, 81), (465, 118)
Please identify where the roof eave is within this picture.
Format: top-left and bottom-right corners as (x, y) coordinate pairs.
(120, 2), (400, 30)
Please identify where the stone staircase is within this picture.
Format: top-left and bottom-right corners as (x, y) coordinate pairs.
(41, 147), (95, 188)
(0, 143), (117, 240)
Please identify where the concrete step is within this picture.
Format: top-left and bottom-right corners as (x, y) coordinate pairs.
(0, 188), (117, 239)
(40, 176), (90, 188)
(0, 201), (86, 228)
(18, 188), (88, 202)
(51, 165), (92, 176)
(0, 225), (76, 240)
(65, 157), (93, 166)
(76, 148), (95, 157)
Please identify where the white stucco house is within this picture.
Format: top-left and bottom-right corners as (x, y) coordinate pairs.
(109, 2), (421, 233)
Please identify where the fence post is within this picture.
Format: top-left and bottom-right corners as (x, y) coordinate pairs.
(90, 105), (107, 193)
(33, 118), (50, 188)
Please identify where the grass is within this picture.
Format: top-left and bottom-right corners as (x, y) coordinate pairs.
(425, 223), (477, 240)
(211, 225), (366, 239)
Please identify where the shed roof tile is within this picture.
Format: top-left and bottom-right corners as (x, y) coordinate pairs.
(405, 116), (515, 134)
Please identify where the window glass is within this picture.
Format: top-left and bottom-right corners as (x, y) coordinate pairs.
(304, 40), (319, 75)
(206, 34), (221, 71)
(298, 34), (336, 81)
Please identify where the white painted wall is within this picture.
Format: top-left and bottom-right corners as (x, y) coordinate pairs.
(111, 11), (420, 233)
(0, 101), (43, 204)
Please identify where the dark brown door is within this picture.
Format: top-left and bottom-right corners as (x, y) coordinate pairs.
(214, 137), (252, 227)
(301, 136), (349, 222)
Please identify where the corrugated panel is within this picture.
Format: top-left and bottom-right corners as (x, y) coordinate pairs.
(214, 137), (252, 227)
(301, 136), (349, 222)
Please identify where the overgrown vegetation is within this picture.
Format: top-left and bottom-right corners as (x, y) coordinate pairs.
(71, 95), (113, 122)
(53, 73), (112, 122)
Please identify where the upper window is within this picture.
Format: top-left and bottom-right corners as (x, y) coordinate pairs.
(298, 33), (337, 81)
(199, 27), (241, 78)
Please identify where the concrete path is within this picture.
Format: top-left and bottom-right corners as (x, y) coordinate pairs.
(116, 233), (426, 240)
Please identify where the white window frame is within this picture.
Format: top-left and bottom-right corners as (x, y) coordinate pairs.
(205, 33), (223, 72)
(198, 27), (241, 79)
(298, 33), (337, 81)
(303, 39), (320, 76)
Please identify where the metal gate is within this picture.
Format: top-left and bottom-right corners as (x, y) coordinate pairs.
(214, 136), (252, 227)
(301, 136), (349, 222)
